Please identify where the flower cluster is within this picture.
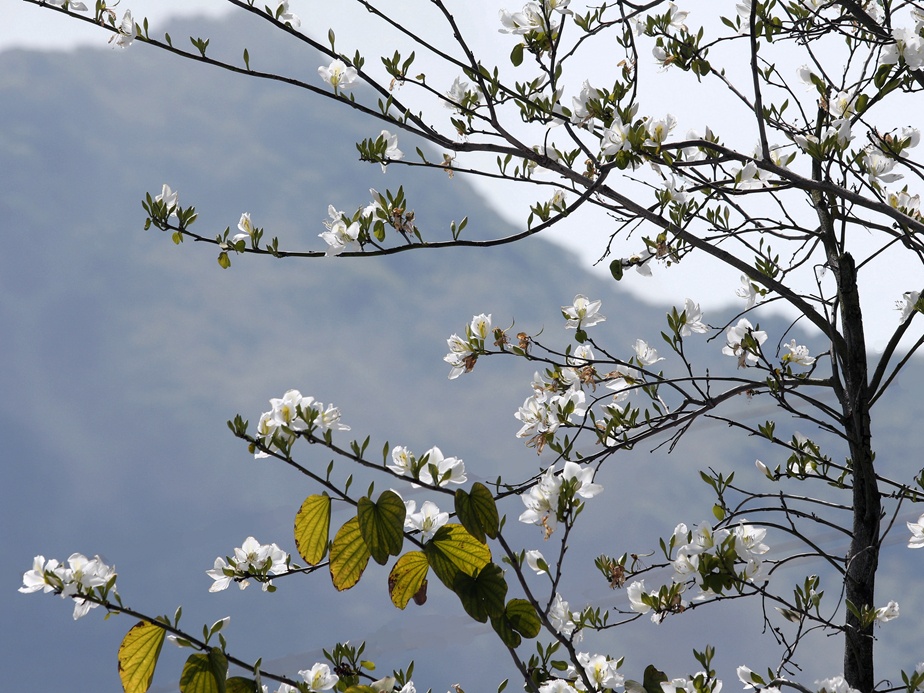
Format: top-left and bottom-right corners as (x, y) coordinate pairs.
(20, 553), (117, 619)
(444, 313), (493, 379)
(672, 521), (770, 593)
(519, 462), (603, 537)
(387, 445), (467, 487)
(254, 390), (349, 458)
(206, 536), (289, 592)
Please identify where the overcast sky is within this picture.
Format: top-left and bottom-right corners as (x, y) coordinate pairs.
(5, 0), (922, 350)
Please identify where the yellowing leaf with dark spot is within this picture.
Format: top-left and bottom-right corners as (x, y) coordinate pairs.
(424, 523), (491, 589)
(118, 620), (166, 693)
(179, 648), (228, 693)
(294, 494), (331, 565)
(329, 516), (371, 591)
(358, 490), (406, 565)
(388, 550), (429, 609)
(452, 562), (507, 622)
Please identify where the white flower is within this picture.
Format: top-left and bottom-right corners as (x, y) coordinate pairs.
(206, 557), (236, 592)
(633, 339), (664, 366)
(499, 3), (547, 34)
(601, 120), (631, 156)
(678, 299), (709, 336)
(562, 461), (603, 499)
(626, 580), (651, 614)
(783, 339), (816, 366)
(577, 652), (624, 690)
(274, 1), (301, 28)
(722, 319), (767, 366)
(874, 600), (900, 623)
(378, 130), (404, 171)
(445, 76), (481, 112)
(299, 663), (339, 692)
(388, 445), (416, 477)
(154, 184), (178, 213)
(444, 333), (475, 379)
(404, 500), (449, 542)
(525, 549), (548, 575)
(907, 513), (924, 548)
(318, 59), (358, 90)
(897, 291), (921, 322)
(880, 26), (924, 70)
(46, 0), (89, 10)
(562, 295), (606, 329)
(519, 466), (563, 530)
(416, 446), (467, 487)
(548, 592), (580, 640)
(319, 217), (360, 256)
(863, 149), (903, 184)
(571, 80), (600, 127)
(644, 114), (677, 148)
(540, 681), (580, 693)
(736, 275), (761, 309)
(109, 10), (134, 48)
(815, 675), (860, 693)
(470, 313), (492, 341)
(734, 523), (769, 561)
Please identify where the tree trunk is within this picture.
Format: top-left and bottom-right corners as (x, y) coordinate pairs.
(835, 252), (880, 693)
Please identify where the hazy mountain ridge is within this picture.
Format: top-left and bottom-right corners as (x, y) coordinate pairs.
(3, 11), (922, 691)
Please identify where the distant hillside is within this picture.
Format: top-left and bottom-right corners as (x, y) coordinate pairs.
(3, 11), (922, 692)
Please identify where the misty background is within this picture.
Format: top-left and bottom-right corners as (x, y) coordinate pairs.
(2, 9), (923, 692)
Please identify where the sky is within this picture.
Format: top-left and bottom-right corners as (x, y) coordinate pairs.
(5, 0), (922, 351)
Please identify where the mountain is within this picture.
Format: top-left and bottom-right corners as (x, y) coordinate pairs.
(2, 10), (922, 692)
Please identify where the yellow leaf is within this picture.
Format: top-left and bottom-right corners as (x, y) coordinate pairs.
(388, 551), (429, 609)
(294, 494), (331, 565)
(424, 524), (491, 589)
(329, 516), (371, 591)
(118, 620), (166, 693)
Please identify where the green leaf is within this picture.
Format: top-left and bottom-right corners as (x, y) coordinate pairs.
(455, 483), (499, 543)
(329, 516), (371, 591)
(179, 649), (228, 693)
(452, 562), (507, 622)
(344, 687), (378, 693)
(511, 42), (524, 67)
(609, 258), (624, 281)
(388, 551), (429, 609)
(118, 620), (166, 693)
(294, 494), (331, 565)
(217, 251), (231, 269)
(642, 664), (668, 693)
(424, 524), (491, 589)
(490, 611), (521, 648)
(226, 678), (259, 693)
(504, 598), (541, 638)
(490, 598), (542, 648)
(357, 490), (406, 565)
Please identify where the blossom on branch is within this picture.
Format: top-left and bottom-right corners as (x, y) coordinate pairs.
(722, 319), (767, 367)
(206, 536), (289, 592)
(562, 295), (606, 330)
(908, 513), (924, 548)
(318, 59), (358, 91)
